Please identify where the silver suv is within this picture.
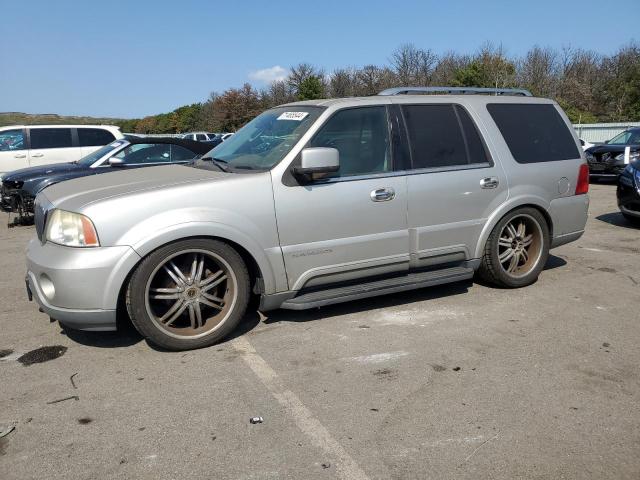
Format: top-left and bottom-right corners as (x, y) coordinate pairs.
(25, 87), (590, 350)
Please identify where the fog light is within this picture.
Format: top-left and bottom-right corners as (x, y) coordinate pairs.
(39, 274), (55, 300)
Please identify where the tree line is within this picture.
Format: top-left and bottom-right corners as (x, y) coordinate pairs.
(119, 42), (640, 134)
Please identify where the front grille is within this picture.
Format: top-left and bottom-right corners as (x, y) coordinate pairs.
(34, 199), (47, 241)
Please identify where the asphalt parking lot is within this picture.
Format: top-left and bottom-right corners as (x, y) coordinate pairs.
(1, 183), (639, 480)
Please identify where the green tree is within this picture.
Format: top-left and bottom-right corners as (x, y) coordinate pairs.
(297, 76), (324, 100)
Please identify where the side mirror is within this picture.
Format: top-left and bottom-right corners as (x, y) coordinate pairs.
(292, 147), (339, 182)
(108, 157), (125, 167)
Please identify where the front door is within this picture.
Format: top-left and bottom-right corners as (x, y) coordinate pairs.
(273, 106), (409, 291)
(400, 103), (508, 266)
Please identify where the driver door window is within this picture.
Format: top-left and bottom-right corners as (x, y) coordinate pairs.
(114, 144), (171, 164)
(309, 107), (391, 178)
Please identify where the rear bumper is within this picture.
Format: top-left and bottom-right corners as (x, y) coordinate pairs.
(26, 239), (141, 331)
(549, 194), (589, 248)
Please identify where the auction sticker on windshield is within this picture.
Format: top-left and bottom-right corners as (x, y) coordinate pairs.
(277, 112), (309, 121)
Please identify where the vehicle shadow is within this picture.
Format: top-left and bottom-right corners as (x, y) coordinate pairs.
(596, 212), (640, 230)
(61, 320), (143, 348)
(261, 280), (472, 325)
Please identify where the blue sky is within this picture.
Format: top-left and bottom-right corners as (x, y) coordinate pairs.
(2, 0), (637, 118)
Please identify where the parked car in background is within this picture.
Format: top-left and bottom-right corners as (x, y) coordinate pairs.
(585, 128), (640, 178)
(181, 132), (218, 142)
(617, 159), (640, 225)
(579, 138), (595, 150)
(221, 132), (234, 141)
(25, 87), (589, 351)
(1, 137), (210, 217)
(0, 125), (123, 175)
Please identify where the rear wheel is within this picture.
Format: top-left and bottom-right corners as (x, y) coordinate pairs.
(126, 239), (250, 350)
(479, 208), (550, 288)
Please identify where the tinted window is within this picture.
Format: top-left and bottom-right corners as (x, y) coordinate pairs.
(78, 128), (115, 147)
(310, 106), (390, 177)
(171, 145), (197, 161)
(0, 129), (25, 151)
(403, 104), (486, 169)
(113, 143), (171, 164)
(487, 103), (580, 163)
(30, 128), (73, 149)
(196, 134), (206, 141)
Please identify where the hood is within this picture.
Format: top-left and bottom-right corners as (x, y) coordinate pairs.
(2, 162), (86, 183)
(586, 143), (640, 154)
(40, 164), (230, 211)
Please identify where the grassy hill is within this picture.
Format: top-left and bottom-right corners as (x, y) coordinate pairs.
(0, 112), (128, 128)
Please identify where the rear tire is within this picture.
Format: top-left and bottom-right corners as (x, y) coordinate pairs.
(126, 238), (250, 351)
(479, 207), (550, 288)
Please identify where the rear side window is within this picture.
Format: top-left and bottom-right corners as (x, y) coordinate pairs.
(487, 103), (580, 163)
(30, 128), (73, 149)
(402, 104), (488, 169)
(78, 128), (116, 147)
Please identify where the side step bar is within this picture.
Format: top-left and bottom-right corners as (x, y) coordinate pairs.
(280, 266), (474, 310)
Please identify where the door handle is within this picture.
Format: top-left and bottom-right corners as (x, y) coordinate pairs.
(14, 153), (27, 158)
(370, 188), (395, 202)
(480, 177), (499, 189)
(31, 152), (44, 158)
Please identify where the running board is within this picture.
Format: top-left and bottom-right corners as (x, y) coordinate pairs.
(280, 266), (474, 310)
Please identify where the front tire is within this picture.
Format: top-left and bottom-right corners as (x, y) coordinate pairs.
(479, 208), (550, 288)
(126, 239), (250, 351)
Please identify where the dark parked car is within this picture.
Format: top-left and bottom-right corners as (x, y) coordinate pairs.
(585, 128), (640, 179)
(617, 159), (640, 225)
(1, 136), (211, 217)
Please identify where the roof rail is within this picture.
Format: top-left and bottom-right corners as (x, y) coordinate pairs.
(378, 86), (533, 97)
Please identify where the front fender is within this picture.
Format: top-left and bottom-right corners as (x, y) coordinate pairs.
(115, 208), (287, 295)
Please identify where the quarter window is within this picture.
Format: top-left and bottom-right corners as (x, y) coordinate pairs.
(78, 128), (116, 147)
(30, 128), (73, 149)
(309, 106), (391, 177)
(402, 104), (487, 169)
(0, 129), (25, 152)
(487, 103), (580, 163)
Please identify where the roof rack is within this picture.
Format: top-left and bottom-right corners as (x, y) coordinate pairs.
(378, 86), (533, 97)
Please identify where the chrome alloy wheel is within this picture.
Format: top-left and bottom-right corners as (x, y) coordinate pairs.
(144, 249), (238, 339)
(497, 214), (543, 278)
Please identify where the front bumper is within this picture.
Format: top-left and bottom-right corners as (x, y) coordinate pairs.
(587, 160), (625, 177)
(26, 238), (141, 331)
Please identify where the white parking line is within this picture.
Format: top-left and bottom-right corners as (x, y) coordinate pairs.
(233, 337), (371, 480)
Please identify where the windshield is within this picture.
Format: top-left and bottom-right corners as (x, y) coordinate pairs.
(608, 130), (640, 145)
(202, 106), (323, 170)
(77, 141), (126, 166)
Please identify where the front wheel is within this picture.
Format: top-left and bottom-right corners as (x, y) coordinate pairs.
(479, 208), (550, 288)
(126, 239), (250, 351)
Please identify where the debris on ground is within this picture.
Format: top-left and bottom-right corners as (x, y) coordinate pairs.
(46, 395), (79, 404)
(249, 416), (264, 424)
(0, 425), (15, 439)
(0, 349), (13, 359)
(321, 462), (331, 469)
(70, 373), (78, 389)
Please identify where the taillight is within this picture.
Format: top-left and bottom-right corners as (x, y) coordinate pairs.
(575, 163), (589, 195)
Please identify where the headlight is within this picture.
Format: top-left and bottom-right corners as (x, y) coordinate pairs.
(585, 152), (595, 162)
(45, 209), (100, 247)
(614, 151), (640, 163)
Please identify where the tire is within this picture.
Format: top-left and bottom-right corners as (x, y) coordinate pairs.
(126, 238), (250, 351)
(479, 207), (550, 288)
(622, 212), (640, 226)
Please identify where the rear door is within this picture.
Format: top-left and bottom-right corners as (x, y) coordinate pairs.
(0, 128), (28, 173)
(77, 127), (117, 157)
(400, 103), (508, 266)
(28, 127), (80, 167)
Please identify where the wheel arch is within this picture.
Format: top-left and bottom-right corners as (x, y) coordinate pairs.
(474, 198), (553, 259)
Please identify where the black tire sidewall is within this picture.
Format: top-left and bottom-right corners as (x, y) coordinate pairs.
(482, 207), (550, 288)
(127, 238), (250, 351)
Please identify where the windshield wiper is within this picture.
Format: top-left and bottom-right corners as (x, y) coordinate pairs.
(201, 157), (230, 172)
